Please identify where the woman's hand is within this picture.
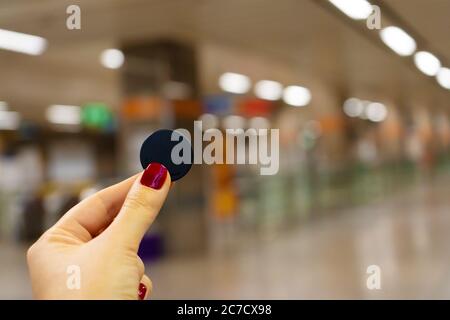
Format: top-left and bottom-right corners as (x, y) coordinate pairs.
(27, 163), (171, 300)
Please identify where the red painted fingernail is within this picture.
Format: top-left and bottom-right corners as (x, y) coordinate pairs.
(140, 163), (167, 190)
(138, 282), (147, 300)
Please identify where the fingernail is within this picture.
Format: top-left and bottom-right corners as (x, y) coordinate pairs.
(138, 282), (147, 300)
(140, 163), (168, 189)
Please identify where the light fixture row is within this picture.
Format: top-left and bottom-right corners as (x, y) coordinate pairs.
(328, 0), (450, 91)
(218, 72), (312, 107)
(343, 98), (388, 123)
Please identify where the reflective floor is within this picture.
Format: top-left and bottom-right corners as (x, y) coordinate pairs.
(2, 173), (450, 299)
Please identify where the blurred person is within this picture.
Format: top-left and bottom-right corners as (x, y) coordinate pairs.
(27, 163), (170, 299)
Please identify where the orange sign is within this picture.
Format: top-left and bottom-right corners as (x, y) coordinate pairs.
(172, 100), (202, 119)
(122, 96), (163, 120)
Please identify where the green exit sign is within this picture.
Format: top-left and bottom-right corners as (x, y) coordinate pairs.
(82, 103), (113, 129)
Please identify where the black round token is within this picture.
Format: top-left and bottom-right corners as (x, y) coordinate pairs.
(140, 129), (193, 181)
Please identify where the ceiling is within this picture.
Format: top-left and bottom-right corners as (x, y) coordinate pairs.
(0, 0), (448, 121)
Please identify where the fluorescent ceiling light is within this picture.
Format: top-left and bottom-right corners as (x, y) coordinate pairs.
(414, 51), (441, 76)
(283, 86), (312, 107)
(100, 49), (125, 69)
(46, 105), (81, 125)
(0, 29), (47, 55)
(343, 98), (364, 117)
(359, 100), (372, 119)
(0, 110), (20, 130)
(366, 102), (387, 122)
(380, 26), (416, 56)
(254, 80), (283, 101)
(437, 68), (450, 89)
(219, 72), (251, 94)
(328, 0), (373, 20)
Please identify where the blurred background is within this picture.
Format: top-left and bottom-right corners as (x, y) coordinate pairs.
(1, 0), (450, 299)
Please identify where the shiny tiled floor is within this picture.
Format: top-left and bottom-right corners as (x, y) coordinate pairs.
(3, 175), (450, 299)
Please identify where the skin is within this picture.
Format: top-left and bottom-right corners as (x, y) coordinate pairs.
(27, 171), (171, 299)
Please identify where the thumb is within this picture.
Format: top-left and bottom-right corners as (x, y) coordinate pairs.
(105, 163), (171, 251)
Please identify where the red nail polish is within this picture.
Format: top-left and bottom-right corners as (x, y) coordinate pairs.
(140, 163), (168, 189)
(138, 282), (147, 300)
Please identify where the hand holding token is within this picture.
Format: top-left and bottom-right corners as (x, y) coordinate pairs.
(28, 129), (193, 299)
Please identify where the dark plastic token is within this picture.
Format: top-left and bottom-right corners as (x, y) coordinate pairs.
(140, 129), (193, 181)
